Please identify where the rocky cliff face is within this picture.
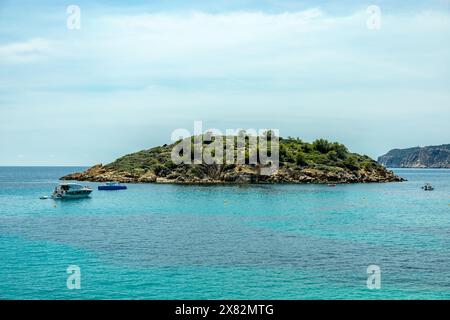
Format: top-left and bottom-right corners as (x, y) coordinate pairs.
(62, 136), (404, 184)
(378, 144), (450, 168)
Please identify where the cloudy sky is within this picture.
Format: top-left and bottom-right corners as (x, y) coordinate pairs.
(0, 0), (449, 165)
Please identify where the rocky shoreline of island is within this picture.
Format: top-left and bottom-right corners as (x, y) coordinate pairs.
(61, 136), (404, 184)
(61, 163), (403, 184)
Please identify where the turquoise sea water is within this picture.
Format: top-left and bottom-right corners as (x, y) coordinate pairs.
(0, 167), (449, 299)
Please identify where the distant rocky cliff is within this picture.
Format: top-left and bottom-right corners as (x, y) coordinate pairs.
(378, 144), (450, 168)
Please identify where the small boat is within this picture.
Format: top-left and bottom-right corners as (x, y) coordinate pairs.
(98, 182), (127, 191)
(421, 183), (434, 191)
(52, 183), (93, 199)
(328, 184), (337, 187)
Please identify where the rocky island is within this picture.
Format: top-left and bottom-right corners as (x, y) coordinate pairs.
(62, 136), (404, 184)
(378, 144), (450, 168)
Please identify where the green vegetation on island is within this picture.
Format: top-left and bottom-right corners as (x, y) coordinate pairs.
(62, 135), (404, 184)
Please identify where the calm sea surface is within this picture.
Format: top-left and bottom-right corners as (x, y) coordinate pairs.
(0, 167), (449, 299)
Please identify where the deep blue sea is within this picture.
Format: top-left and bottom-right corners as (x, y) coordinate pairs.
(0, 167), (449, 299)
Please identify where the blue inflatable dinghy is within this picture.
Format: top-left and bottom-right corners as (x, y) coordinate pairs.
(98, 182), (127, 191)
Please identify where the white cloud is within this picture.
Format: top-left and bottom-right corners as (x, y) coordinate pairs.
(16, 9), (447, 87)
(2, 9), (450, 86)
(0, 38), (51, 63)
(1, 8), (449, 164)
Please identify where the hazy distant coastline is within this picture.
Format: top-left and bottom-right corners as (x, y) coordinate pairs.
(378, 144), (450, 169)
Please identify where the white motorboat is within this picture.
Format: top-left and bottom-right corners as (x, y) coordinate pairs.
(52, 183), (93, 199)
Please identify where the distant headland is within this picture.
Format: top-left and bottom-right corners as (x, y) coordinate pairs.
(62, 136), (404, 184)
(378, 144), (450, 168)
